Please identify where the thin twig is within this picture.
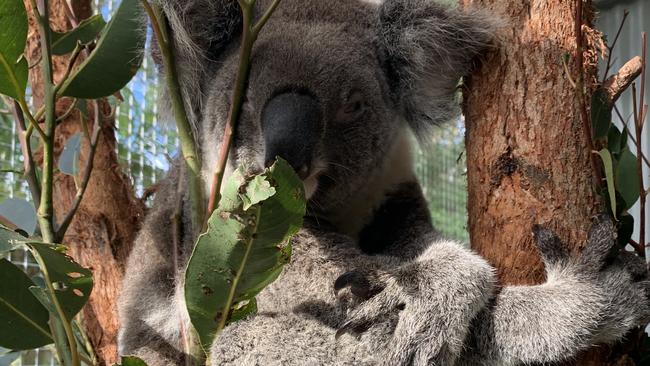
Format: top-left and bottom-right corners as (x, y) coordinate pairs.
(12, 100), (41, 206)
(170, 163), (193, 366)
(632, 82), (646, 257)
(55, 98), (78, 122)
(60, 0), (79, 27)
(53, 43), (83, 96)
(54, 100), (102, 242)
(602, 10), (629, 83)
(142, 0), (205, 231)
(630, 238), (645, 255)
(574, 0), (602, 186)
(206, 0), (282, 219)
(614, 105), (650, 169)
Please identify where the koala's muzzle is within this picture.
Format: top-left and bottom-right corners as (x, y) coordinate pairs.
(262, 92), (322, 179)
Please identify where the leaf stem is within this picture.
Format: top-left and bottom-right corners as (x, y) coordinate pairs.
(11, 100), (41, 206)
(142, 0), (205, 232)
(636, 33), (647, 256)
(206, 0), (282, 220)
(30, 0), (80, 364)
(53, 43), (83, 96)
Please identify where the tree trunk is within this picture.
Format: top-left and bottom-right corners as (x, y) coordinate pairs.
(460, 0), (641, 364)
(24, 1), (144, 364)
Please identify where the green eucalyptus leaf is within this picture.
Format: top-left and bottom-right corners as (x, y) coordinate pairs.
(59, 0), (145, 98)
(607, 125), (627, 158)
(596, 149), (617, 219)
(27, 242), (93, 319)
(113, 356), (149, 366)
(51, 15), (106, 55)
(616, 148), (641, 209)
(0, 55), (27, 100)
(58, 133), (82, 176)
(185, 158), (305, 350)
(0, 0), (27, 62)
(0, 0), (28, 100)
(28, 286), (56, 314)
(0, 224), (27, 254)
(0, 258), (53, 350)
(592, 88), (612, 140)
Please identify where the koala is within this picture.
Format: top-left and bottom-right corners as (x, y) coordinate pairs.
(117, 0), (650, 365)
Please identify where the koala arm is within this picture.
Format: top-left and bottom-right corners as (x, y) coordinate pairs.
(336, 240), (496, 366)
(118, 166), (197, 365)
(459, 218), (650, 366)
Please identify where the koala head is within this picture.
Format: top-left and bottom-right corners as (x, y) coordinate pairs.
(159, 0), (494, 226)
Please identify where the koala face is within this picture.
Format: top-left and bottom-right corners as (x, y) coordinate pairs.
(201, 12), (398, 216)
(167, 0), (494, 224)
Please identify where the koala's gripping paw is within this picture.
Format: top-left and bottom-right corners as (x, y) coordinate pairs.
(533, 215), (650, 343)
(334, 242), (495, 366)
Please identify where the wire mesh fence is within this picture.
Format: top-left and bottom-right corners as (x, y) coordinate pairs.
(0, 1), (468, 364)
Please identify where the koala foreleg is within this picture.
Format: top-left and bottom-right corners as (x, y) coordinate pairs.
(335, 240), (496, 366)
(459, 216), (650, 366)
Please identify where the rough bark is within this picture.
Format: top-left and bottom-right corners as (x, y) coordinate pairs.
(460, 0), (640, 364)
(24, 1), (144, 364)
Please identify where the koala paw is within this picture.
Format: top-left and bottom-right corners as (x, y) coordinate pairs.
(533, 214), (650, 343)
(334, 242), (494, 366)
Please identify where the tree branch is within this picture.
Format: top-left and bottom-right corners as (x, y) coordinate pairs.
(54, 100), (102, 242)
(603, 56), (642, 105)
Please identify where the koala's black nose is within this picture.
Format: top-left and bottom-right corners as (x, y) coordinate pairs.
(261, 92), (321, 179)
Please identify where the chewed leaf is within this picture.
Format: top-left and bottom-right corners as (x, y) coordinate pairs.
(185, 158), (305, 350)
(240, 175), (276, 210)
(0, 224), (28, 255)
(27, 242), (93, 319)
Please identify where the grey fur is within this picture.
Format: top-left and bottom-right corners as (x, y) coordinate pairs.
(118, 1), (650, 365)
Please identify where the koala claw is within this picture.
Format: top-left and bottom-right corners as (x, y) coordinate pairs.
(334, 270), (384, 300)
(335, 318), (371, 340)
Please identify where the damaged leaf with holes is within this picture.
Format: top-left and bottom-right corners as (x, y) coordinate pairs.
(27, 242), (93, 319)
(184, 158), (305, 351)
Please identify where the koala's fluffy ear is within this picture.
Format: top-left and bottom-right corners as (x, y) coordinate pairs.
(157, 0), (241, 62)
(376, 0), (496, 136)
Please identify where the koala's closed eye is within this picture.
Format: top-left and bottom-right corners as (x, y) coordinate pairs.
(337, 90), (367, 122)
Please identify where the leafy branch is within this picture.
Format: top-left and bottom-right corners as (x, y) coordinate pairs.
(140, 0), (205, 230)
(206, 0), (282, 218)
